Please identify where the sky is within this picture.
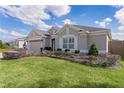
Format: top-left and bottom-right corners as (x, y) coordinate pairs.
(0, 5), (124, 42)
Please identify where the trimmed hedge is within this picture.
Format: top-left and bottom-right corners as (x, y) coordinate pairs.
(88, 43), (99, 56)
(75, 50), (80, 54)
(57, 48), (62, 51)
(3, 51), (20, 59)
(44, 47), (52, 51)
(65, 49), (70, 52)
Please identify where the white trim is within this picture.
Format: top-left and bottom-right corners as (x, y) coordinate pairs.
(79, 33), (107, 36)
(59, 37), (62, 49)
(80, 50), (88, 53)
(106, 35), (108, 53)
(60, 35), (78, 50)
(79, 31), (111, 40)
(62, 34), (75, 38)
(99, 50), (107, 54)
(89, 33), (107, 36)
(80, 50), (107, 54)
(78, 30), (110, 34)
(75, 36), (78, 50)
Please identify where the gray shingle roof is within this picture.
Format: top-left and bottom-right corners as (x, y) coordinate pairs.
(34, 29), (49, 35)
(72, 24), (110, 32)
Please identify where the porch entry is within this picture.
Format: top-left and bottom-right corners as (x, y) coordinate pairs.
(51, 39), (55, 51)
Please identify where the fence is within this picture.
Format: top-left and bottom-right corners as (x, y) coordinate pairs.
(109, 40), (124, 56)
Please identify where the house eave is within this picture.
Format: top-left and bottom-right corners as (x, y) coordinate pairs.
(78, 30), (112, 40)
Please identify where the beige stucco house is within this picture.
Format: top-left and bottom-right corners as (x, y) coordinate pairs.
(26, 24), (112, 55)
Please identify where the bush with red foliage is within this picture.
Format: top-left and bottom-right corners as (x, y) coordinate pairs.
(3, 51), (20, 59)
(14, 48), (27, 57)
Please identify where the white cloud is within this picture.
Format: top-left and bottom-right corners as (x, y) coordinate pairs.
(0, 5), (71, 31)
(54, 19), (76, 28)
(95, 18), (112, 28)
(114, 7), (124, 32)
(48, 5), (71, 17)
(54, 23), (62, 28)
(36, 21), (52, 31)
(118, 25), (124, 31)
(0, 28), (9, 34)
(11, 31), (26, 37)
(112, 32), (124, 40)
(0, 28), (26, 41)
(0, 5), (51, 31)
(114, 8), (124, 25)
(62, 19), (76, 24)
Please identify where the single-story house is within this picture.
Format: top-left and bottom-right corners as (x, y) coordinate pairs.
(9, 37), (26, 48)
(26, 24), (112, 55)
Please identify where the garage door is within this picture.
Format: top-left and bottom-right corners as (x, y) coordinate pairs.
(29, 40), (43, 54)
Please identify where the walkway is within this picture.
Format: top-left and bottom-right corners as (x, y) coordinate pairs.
(0, 53), (3, 59)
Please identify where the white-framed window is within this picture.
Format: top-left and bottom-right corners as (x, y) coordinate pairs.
(63, 37), (74, 49)
(63, 38), (68, 48)
(69, 37), (74, 49)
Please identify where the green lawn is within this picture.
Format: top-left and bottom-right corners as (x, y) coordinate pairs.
(0, 48), (9, 52)
(0, 56), (124, 88)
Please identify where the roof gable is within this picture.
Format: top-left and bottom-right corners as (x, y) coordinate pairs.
(27, 29), (49, 40)
(48, 26), (60, 35)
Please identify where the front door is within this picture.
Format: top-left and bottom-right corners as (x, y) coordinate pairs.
(51, 39), (55, 51)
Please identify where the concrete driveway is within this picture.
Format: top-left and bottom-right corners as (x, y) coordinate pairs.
(0, 53), (3, 59)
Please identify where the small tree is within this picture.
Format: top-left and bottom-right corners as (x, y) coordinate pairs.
(0, 40), (2, 48)
(88, 43), (99, 56)
(1, 43), (9, 49)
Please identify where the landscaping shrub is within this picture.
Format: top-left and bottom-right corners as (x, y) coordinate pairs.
(44, 47), (51, 51)
(47, 51), (121, 67)
(65, 49), (70, 52)
(75, 50), (80, 54)
(3, 51), (20, 59)
(88, 43), (99, 56)
(121, 54), (124, 61)
(101, 55), (121, 67)
(0, 42), (9, 49)
(14, 48), (27, 57)
(0, 41), (2, 48)
(57, 48), (62, 51)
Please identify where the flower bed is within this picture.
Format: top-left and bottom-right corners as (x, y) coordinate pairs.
(2, 51), (20, 59)
(2, 48), (27, 59)
(14, 48), (27, 57)
(43, 50), (121, 68)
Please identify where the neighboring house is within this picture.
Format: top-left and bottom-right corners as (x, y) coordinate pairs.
(9, 37), (26, 48)
(26, 24), (112, 55)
